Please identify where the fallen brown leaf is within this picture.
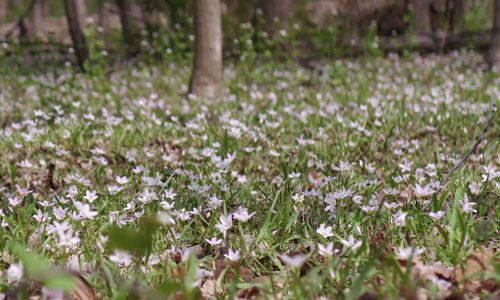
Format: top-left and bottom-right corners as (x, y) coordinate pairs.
(70, 271), (95, 300)
(456, 249), (498, 293)
(214, 260), (252, 282)
(237, 286), (260, 299)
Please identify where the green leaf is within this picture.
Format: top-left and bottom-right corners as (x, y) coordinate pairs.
(43, 273), (76, 290)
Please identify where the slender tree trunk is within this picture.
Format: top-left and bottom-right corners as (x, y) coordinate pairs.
(189, 0), (222, 97)
(63, 0), (89, 71)
(139, 1), (160, 46)
(487, 0), (500, 68)
(412, 0), (432, 34)
(0, 0), (7, 24)
(451, 0), (467, 32)
(256, 0), (292, 35)
(115, 0), (144, 56)
(33, 0), (44, 34)
(98, 1), (113, 46)
(76, 0), (86, 24)
(41, 0), (50, 17)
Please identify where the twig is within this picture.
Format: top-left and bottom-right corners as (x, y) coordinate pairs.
(423, 97), (497, 211)
(2, 0), (38, 39)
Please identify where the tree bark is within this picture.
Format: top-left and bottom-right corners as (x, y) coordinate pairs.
(115, 0), (144, 56)
(451, 0), (467, 32)
(63, 0), (89, 71)
(412, 0), (432, 34)
(76, 0), (86, 24)
(41, 0), (50, 18)
(256, 0), (292, 35)
(0, 0), (7, 24)
(189, 0), (222, 97)
(487, 0), (500, 68)
(33, 0), (44, 34)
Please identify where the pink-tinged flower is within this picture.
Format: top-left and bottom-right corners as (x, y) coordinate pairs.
(318, 242), (335, 257)
(164, 188), (177, 200)
(224, 248), (240, 262)
(7, 262), (23, 283)
(316, 223), (334, 239)
(468, 182), (481, 195)
(109, 249), (132, 266)
(233, 206), (256, 222)
(215, 214), (232, 238)
(414, 184), (435, 198)
(41, 287), (65, 300)
(398, 160), (413, 173)
(428, 211), (444, 220)
(116, 176), (129, 185)
(74, 201), (98, 219)
(16, 185), (32, 196)
(84, 190), (98, 203)
(280, 254), (307, 268)
(340, 235), (362, 251)
(8, 196), (22, 207)
(393, 210), (407, 227)
(460, 194), (477, 213)
(205, 237), (223, 246)
(396, 247), (424, 259)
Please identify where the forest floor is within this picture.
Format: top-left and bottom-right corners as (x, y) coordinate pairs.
(0, 52), (499, 299)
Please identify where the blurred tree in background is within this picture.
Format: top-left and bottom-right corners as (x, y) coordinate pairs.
(1, 0), (500, 70)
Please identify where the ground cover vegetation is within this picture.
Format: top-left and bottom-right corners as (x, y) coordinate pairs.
(1, 49), (499, 299)
(0, 0), (500, 299)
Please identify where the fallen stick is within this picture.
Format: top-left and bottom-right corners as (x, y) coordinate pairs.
(423, 97), (497, 211)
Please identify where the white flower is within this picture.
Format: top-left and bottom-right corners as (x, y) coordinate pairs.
(233, 207), (255, 222)
(7, 263), (23, 283)
(109, 249), (132, 266)
(164, 188), (177, 200)
(460, 194), (477, 213)
(280, 254), (307, 268)
(316, 223), (334, 239)
(138, 188), (158, 204)
(468, 182), (481, 195)
(224, 248), (240, 261)
(428, 211), (444, 220)
(84, 190), (98, 203)
(414, 184), (435, 198)
(157, 211), (175, 225)
(8, 196), (21, 207)
(205, 237), (223, 246)
(398, 160), (413, 173)
(237, 175), (247, 184)
(41, 287), (65, 300)
(393, 210), (407, 227)
(74, 201), (98, 219)
(215, 214), (232, 238)
(318, 242), (334, 257)
(396, 247), (424, 259)
(340, 235), (362, 251)
(116, 176), (129, 185)
(269, 149), (280, 157)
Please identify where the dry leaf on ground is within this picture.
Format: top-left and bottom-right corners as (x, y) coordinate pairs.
(456, 249), (498, 293)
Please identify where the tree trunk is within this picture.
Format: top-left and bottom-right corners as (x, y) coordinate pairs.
(41, 0), (50, 18)
(115, 0), (144, 56)
(256, 0), (292, 35)
(412, 0), (432, 34)
(63, 0), (89, 71)
(487, 0), (500, 68)
(98, 1), (113, 46)
(0, 0), (6, 24)
(189, 0), (222, 97)
(451, 0), (467, 32)
(76, 0), (86, 24)
(33, 0), (44, 34)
